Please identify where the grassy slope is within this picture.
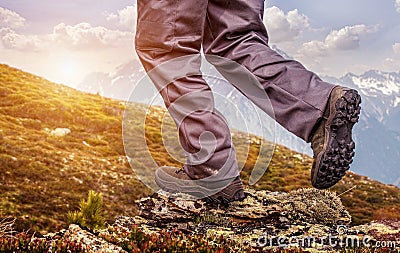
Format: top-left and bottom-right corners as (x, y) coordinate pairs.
(0, 64), (399, 233)
(0, 64), (150, 232)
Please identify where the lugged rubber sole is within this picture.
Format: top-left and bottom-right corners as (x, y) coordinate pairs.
(312, 89), (361, 189)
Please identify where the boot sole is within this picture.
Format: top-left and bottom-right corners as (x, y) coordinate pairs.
(312, 89), (361, 189)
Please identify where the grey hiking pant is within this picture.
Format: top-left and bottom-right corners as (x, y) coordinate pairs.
(135, 0), (335, 181)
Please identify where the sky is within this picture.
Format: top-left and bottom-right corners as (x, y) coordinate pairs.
(1, 0), (400, 88)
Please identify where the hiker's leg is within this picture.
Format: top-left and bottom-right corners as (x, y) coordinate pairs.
(135, 0), (239, 180)
(203, 0), (335, 142)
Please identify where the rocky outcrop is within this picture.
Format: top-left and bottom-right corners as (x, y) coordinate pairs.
(63, 224), (125, 252)
(42, 188), (399, 252)
(136, 188), (351, 225)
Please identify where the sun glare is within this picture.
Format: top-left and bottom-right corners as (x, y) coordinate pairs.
(53, 59), (83, 87)
(61, 60), (78, 77)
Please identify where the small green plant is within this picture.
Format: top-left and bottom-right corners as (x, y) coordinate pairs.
(68, 190), (105, 230)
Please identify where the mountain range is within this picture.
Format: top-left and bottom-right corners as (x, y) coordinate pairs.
(79, 60), (400, 186)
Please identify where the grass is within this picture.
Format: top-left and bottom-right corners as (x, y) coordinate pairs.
(0, 64), (399, 234)
(0, 64), (150, 233)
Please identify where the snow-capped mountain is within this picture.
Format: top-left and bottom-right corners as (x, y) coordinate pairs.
(325, 70), (400, 139)
(335, 71), (400, 123)
(79, 60), (400, 186)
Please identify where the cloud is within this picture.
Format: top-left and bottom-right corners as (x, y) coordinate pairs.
(300, 24), (379, 57)
(0, 6), (134, 51)
(263, 6), (310, 43)
(0, 28), (41, 51)
(105, 5), (137, 31)
(300, 40), (328, 57)
(393, 42), (400, 54)
(0, 7), (26, 29)
(325, 24), (378, 50)
(51, 23), (133, 50)
(1, 22), (133, 52)
(396, 0), (400, 13)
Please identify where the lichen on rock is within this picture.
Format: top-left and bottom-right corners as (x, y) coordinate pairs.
(34, 188), (399, 252)
(136, 188), (351, 227)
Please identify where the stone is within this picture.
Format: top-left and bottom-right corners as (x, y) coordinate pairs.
(50, 128), (71, 137)
(63, 224), (126, 253)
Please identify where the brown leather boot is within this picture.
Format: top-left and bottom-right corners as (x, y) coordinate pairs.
(155, 166), (245, 204)
(310, 86), (361, 189)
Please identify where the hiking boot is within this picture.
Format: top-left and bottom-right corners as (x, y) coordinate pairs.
(155, 166), (245, 204)
(310, 86), (361, 189)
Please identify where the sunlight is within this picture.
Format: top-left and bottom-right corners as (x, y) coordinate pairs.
(53, 58), (84, 87)
(58, 59), (80, 80)
(60, 60), (78, 77)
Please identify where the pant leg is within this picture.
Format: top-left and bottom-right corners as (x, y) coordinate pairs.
(135, 0), (239, 180)
(203, 0), (335, 142)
